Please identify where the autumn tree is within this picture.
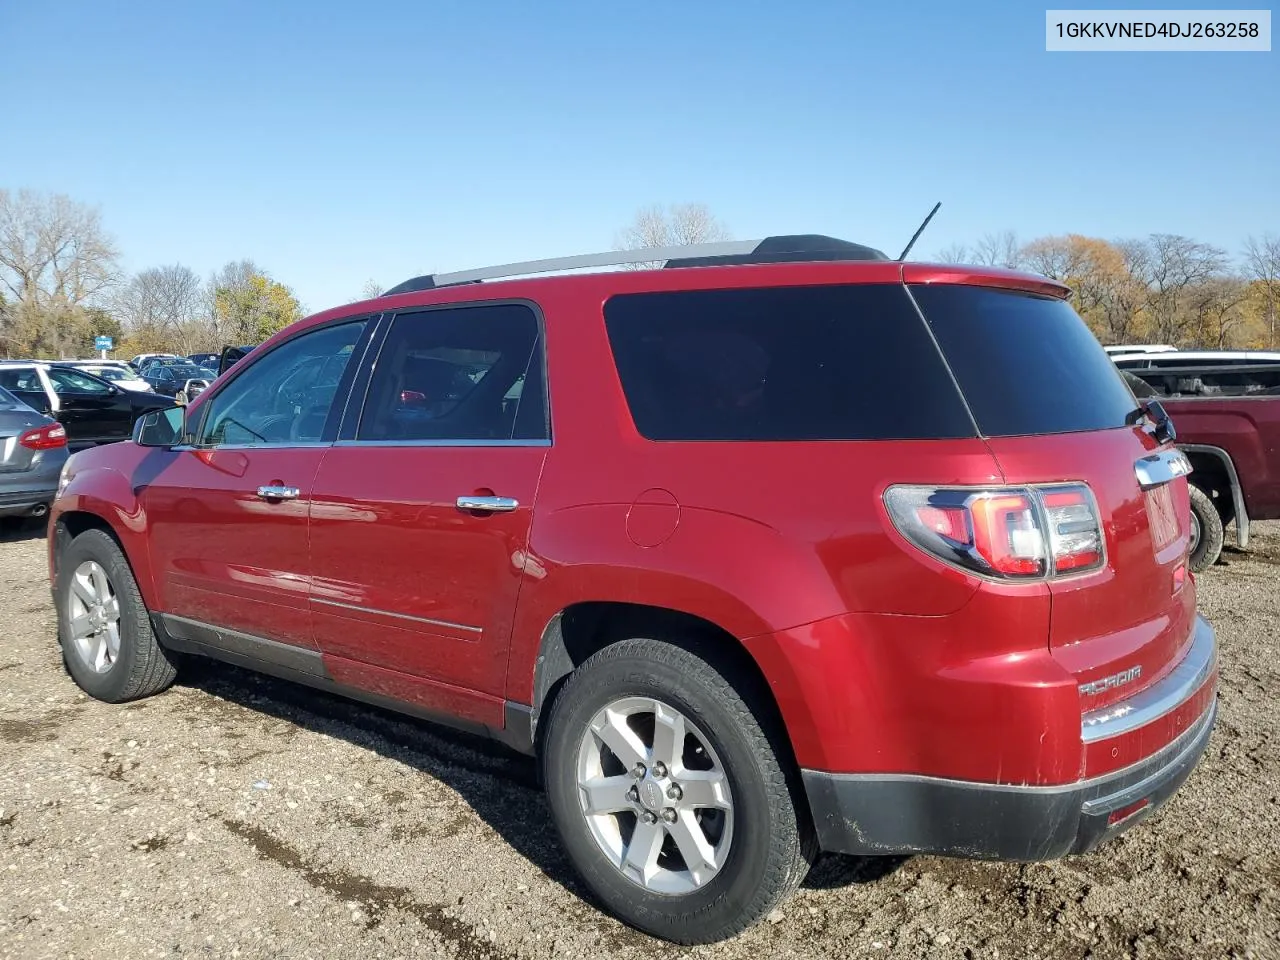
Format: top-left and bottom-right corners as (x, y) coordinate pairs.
(0, 189), (120, 357)
(212, 261), (303, 343)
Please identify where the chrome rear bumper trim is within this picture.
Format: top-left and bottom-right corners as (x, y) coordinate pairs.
(1080, 615), (1216, 744)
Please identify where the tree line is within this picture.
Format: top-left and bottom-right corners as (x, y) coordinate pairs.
(936, 231), (1280, 349)
(0, 189), (303, 360)
(5, 189), (1275, 358)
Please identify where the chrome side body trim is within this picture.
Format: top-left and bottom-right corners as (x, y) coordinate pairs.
(310, 596), (483, 634)
(332, 438), (551, 448)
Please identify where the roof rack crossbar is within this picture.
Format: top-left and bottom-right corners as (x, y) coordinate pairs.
(383, 234), (892, 295)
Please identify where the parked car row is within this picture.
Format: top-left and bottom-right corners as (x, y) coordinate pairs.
(0, 362), (179, 452)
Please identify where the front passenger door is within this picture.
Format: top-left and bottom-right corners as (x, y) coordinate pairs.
(140, 319), (373, 650)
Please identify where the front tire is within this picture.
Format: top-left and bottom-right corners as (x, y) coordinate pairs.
(1188, 483), (1224, 573)
(542, 638), (814, 944)
(55, 529), (178, 702)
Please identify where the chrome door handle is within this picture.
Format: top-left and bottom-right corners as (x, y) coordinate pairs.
(457, 495), (519, 513)
(257, 484), (301, 500)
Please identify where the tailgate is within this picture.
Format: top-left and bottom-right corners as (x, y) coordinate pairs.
(909, 281), (1197, 713)
(986, 427), (1194, 711)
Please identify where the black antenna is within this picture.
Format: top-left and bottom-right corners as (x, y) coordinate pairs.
(896, 202), (942, 261)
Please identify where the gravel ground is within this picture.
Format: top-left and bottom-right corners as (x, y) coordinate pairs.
(1, 520), (1277, 960)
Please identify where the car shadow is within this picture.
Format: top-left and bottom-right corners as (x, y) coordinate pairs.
(0, 517), (49, 544)
(175, 659), (906, 901)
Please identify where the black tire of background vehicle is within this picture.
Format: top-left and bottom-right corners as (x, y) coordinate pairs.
(542, 637), (816, 945)
(1188, 484), (1224, 573)
(56, 529), (178, 702)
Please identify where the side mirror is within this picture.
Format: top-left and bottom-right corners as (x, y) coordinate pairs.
(133, 406), (186, 447)
(1144, 399), (1177, 444)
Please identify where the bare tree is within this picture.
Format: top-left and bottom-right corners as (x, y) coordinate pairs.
(0, 189), (121, 357)
(1244, 233), (1280, 348)
(935, 242), (972, 263)
(1187, 276), (1251, 348)
(116, 264), (206, 354)
(971, 231), (1024, 269)
(616, 203), (731, 268)
(360, 278), (384, 300)
(0, 189), (120, 307)
(1134, 234), (1228, 345)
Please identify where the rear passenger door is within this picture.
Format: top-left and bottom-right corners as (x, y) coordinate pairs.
(308, 301), (550, 725)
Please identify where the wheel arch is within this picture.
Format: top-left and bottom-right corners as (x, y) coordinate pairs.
(1180, 443), (1249, 548)
(51, 468), (157, 607)
(518, 601), (812, 782)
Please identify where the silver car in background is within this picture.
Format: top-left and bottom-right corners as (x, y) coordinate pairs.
(0, 385), (69, 522)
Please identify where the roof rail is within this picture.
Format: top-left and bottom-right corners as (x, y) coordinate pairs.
(382, 234), (890, 296)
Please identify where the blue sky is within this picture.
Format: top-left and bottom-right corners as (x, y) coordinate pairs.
(2, 0), (1276, 312)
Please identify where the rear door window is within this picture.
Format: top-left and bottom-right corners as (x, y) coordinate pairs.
(603, 284), (975, 441)
(910, 285), (1139, 437)
(356, 303), (547, 442)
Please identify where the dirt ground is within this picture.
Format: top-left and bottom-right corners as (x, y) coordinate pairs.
(1, 522), (1277, 960)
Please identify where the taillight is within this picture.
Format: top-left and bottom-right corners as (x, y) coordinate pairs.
(1040, 486), (1104, 572)
(18, 423), (67, 451)
(885, 483), (1104, 580)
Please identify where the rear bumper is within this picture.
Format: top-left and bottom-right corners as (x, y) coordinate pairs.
(803, 615), (1218, 861)
(0, 486), (58, 517)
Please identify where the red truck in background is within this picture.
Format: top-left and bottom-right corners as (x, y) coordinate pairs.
(1123, 363), (1280, 570)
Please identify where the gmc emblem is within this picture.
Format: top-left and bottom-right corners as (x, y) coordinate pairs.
(1079, 666), (1143, 697)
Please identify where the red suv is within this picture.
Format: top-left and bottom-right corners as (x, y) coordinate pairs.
(48, 236), (1218, 944)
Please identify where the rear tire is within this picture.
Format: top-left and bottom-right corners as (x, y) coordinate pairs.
(542, 637), (815, 944)
(1188, 484), (1223, 573)
(55, 529), (178, 702)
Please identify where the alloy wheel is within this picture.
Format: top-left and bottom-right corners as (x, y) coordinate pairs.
(575, 696), (734, 896)
(66, 561), (121, 674)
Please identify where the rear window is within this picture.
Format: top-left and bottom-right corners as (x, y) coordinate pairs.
(603, 284), (975, 441)
(910, 285), (1139, 437)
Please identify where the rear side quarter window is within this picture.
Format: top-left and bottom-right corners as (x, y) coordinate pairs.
(603, 284), (975, 441)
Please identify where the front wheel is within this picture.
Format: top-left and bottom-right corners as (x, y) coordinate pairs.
(1188, 484), (1224, 573)
(542, 638), (814, 944)
(55, 529), (178, 702)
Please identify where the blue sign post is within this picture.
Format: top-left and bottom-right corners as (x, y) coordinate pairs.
(94, 335), (113, 357)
